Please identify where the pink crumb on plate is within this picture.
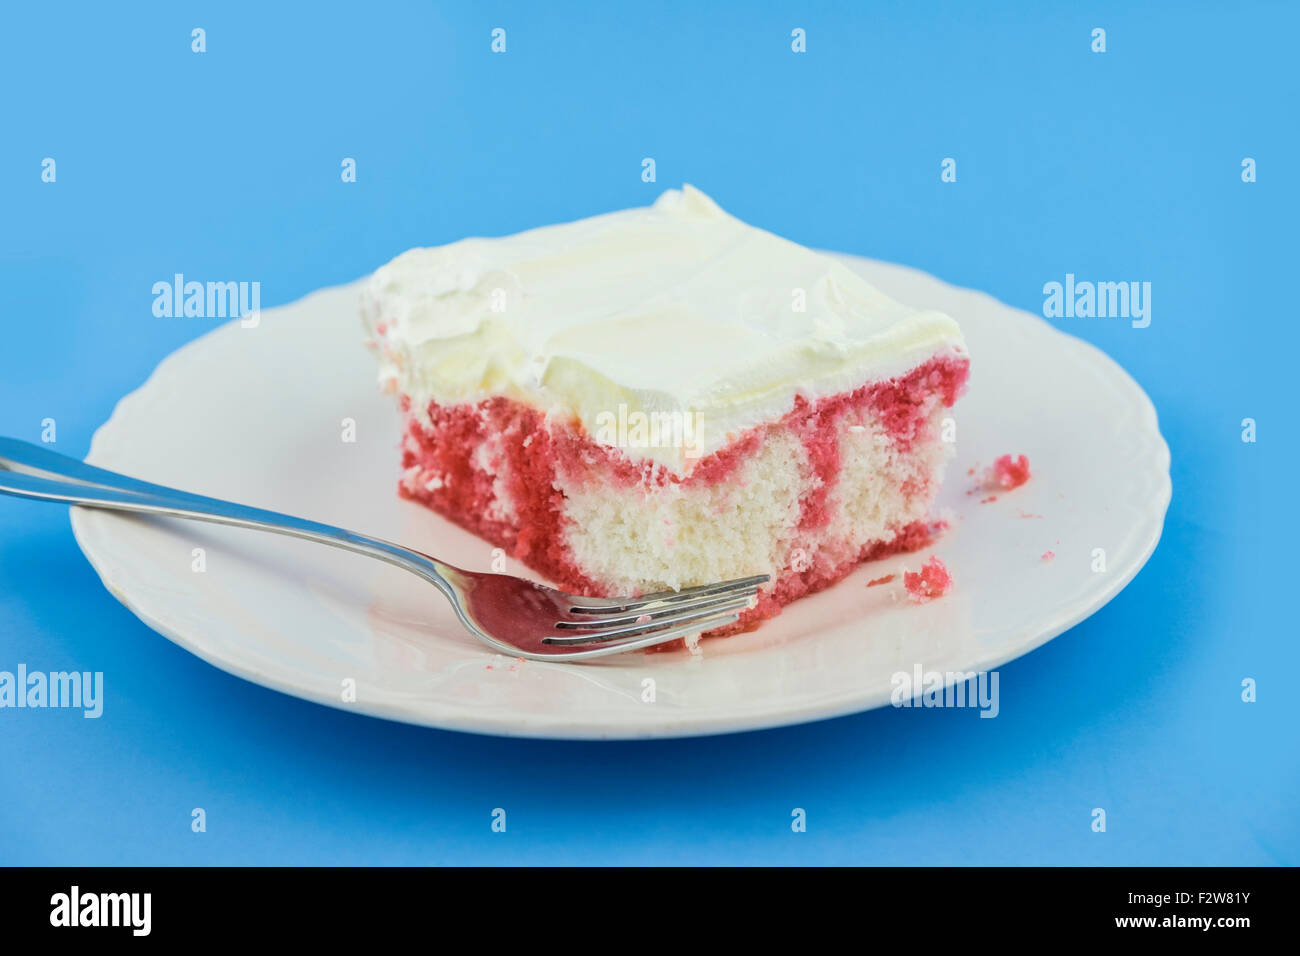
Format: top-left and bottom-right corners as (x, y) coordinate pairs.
(866, 573), (896, 587)
(988, 454), (1031, 490)
(1041, 551), (1055, 561)
(903, 556), (952, 603)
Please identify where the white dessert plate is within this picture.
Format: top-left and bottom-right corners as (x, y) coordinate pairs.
(71, 255), (1170, 739)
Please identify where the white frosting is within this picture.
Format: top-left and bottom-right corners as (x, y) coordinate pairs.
(363, 186), (966, 472)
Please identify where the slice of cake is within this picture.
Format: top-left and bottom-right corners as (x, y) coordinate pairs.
(363, 186), (969, 643)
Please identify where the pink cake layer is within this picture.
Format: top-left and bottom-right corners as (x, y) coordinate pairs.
(396, 353), (969, 643)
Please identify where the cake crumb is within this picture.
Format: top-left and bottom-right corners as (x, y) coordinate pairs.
(866, 574), (896, 587)
(1041, 551), (1055, 561)
(980, 495), (998, 504)
(987, 454), (1031, 490)
(904, 556), (952, 604)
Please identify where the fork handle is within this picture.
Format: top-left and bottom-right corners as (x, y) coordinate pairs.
(0, 437), (456, 594)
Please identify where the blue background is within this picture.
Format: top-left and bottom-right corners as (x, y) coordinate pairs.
(1, 1), (1295, 865)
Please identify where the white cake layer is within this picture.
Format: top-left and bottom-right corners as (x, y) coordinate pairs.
(364, 186), (966, 472)
(559, 410), (948, 595)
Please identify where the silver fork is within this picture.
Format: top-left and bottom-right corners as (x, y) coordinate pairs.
(0, 438), (766, 661)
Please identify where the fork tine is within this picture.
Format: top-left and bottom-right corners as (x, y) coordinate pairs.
(554, 589), (761, 630)
(565, 573), (769, 614)
(566, 612), (743, 656)
(543, 596), (753, 645)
